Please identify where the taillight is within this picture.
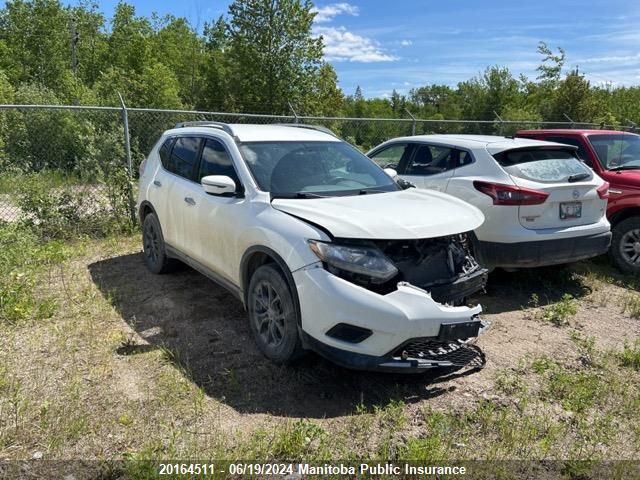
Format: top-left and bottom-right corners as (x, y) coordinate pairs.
(596, 181), (609, 200)
(473, 181), (549, 206)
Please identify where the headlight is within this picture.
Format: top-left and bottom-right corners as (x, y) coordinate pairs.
(308, 239), (398, 283)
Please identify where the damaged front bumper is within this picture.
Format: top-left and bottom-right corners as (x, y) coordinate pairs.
(294, 265), (490, 372)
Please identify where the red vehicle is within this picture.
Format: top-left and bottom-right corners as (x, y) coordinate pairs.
(516, 129), (640, 274)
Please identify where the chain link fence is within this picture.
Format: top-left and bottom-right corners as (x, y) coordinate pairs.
(0, 103), (633, 237)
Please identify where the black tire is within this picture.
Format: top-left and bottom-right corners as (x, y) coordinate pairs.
(609, 217), (640, 275)
(247, 264), (304, 364)
(142, 213), (176, 274)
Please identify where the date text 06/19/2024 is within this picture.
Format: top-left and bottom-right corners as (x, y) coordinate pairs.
(158, 462), (468, 476)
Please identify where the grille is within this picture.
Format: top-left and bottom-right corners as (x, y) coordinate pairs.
(393, 339), (485, 368)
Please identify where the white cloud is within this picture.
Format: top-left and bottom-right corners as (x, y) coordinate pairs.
(577, 53), (640, 64)
(312, 3), (359, 23)
(316, 26), (397, 62)
(400, 39), (413, 46)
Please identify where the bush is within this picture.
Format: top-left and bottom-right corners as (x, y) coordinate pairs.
(0, 223), (68, 324)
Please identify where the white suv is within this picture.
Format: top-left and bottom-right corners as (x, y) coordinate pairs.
(138, 123), (489, 372)
(368, 135), (611, 270)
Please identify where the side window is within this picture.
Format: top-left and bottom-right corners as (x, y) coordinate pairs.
(198, 139), (240, 186)
(159, 137), (175, 170)
(457, 150), (474, 168)
(369, 144), (408, 168)
(545, 136), (591, 166)
(406, 145), (455, 175)
(169, 137), (201, 181)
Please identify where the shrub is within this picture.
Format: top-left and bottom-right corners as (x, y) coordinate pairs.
(0, 223), (68, 324)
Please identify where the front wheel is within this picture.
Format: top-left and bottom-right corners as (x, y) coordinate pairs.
(247, 264), (304, 364)
(609, 217), (640, 275)
(142, 213), (177, 274)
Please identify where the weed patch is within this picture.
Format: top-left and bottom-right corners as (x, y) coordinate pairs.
(0, 223), (68, 323)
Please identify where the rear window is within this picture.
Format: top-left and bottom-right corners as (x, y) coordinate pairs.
(493, 148), (591, 183)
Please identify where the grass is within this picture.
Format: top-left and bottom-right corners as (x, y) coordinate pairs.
(0, 223), (69, 323)
(623, 293), (640, 319)
(1, 227), (640, 478)
(0, 170), (87, 195)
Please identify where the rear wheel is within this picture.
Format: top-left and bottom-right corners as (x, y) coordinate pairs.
(609, 217), (640, 275)
(142, 213), (176, 274)
(247, 264), (304, 364)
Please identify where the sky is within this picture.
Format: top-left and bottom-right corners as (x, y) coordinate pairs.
(15, 0), (640, 98)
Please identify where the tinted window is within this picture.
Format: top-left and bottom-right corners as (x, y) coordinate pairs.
(406, 145), (455, 175)
(545, 136), (590, 165)
(159, 138), (175, 169)
(494, 148), (591, 183)
(169, 137), (201, 180)
(369, 144), (409, 168)
(458, 150), (473, 167)
(199, 139), (239, 186)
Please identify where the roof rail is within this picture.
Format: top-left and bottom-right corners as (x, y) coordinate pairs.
(275, 123), (338, 137)
(174, 121), (235, 137)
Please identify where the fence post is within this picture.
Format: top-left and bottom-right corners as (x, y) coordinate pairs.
(493, 110), (504, 136)
(563, 113), (576, 129)
(405, 108), (416, 135)
(288, 102), (299, 124)
(118, 92), (136, 225)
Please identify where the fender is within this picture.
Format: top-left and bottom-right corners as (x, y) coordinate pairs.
(240, 245), (303, 328)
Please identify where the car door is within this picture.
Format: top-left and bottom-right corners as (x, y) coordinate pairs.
(164, 136), (203, 257)
(147, 137), (176, 242)
(403, 143), (457, 191)
(191, 137), (246, 282)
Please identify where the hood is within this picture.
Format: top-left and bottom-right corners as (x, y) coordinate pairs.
(271, 189), (484, 240)
(611, 170), (640, 188)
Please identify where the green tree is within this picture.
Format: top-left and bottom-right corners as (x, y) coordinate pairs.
(0, 0), (71, 88)
(536, 41), (565, 87)
(227, 0), (323, 114)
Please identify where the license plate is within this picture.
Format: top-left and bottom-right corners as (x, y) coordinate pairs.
(559, 201), (582, 220)
(437, 321), (481, 341)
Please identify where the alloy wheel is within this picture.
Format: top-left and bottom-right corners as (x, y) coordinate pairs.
(251, 280), (286, 349)
(620, 227), (640, 266)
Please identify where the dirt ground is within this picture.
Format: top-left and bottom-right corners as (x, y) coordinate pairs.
(86, 244), (640, 421)
(2, 234), (639, 468)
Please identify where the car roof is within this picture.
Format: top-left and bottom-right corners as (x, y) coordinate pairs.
(164, 123), (341, 143)
(517, 129), (639, 136)
(384, 134), (573, 154)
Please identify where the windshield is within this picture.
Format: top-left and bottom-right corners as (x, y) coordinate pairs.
(588, 134), (640, 170)
(239, 141), (399, 197)
(493, 148), (592, 183)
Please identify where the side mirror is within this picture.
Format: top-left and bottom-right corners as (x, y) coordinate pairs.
(384, 168), (398, 178)
(201, 175), (236, 195)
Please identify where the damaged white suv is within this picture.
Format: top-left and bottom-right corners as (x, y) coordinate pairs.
(137, 122), (489, 372)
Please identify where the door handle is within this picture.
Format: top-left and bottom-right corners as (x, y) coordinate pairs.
(184, 197), (196, 206)
(153, 180), (162, 187)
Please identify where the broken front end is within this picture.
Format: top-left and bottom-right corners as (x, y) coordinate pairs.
(296, 232), (489, 372)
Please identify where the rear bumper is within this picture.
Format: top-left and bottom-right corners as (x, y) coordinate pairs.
(477, 231), (612, 268)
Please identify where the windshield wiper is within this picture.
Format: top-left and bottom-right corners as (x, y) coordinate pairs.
(358, 188), (388, 195)
(609, 165), (640, 172)
(567, 173), (590, 182)
(271, 191), (328, 199)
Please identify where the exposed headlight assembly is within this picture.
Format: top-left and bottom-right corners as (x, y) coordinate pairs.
(308, 239), (398, 283)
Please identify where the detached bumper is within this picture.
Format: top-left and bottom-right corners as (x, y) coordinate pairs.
(303, 322), (490, 373)
(477, 231), (612, 269)
(293, 265), (487, 371)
